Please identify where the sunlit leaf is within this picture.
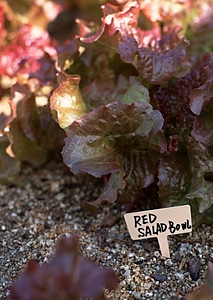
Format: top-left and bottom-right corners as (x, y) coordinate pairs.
(50, 73), (87, 130)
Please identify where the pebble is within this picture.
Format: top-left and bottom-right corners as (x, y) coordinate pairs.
(164, 259), (173, 266)
(131, 291), (141, 299)
(180, 243), (192, 253)
(175, 272), (185, 281)
(151, 273), (167, 283)
(154, 251), (161, 257)
(188, 259), (200, 281)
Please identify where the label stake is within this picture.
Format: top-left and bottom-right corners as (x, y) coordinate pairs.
(124, 205), (192, 258)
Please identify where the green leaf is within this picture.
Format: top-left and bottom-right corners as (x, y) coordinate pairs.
(121, 77), (150, 104)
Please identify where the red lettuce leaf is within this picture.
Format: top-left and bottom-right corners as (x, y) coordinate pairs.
(191, 102), (213, 146)
(150, 53), (213, 135)
(149, 53), (213, 223)
(116, 149), (159, 204)
(136, 28), (190, 84)
(0, 112), (12, 135)
(56, 41), (79, 73)
(85, 169), (126, 212)
(117, 34), (138, 63)
(189, 63), (213, 115)
(77, 2), (191, 84)
(62, 101), (166, 177)
(103, 1), (140, 38)
(29, 54), (57, 85)
(0, 24), (56, 78)
(9, 235), (118, 300)
(158, 152), (191, 207)
(186, 137), (213, 215)
(78, 1), (140, 44)
(9, 83), (65, 167)
(0, 4), (6, 44)
(62, 101), (166, 208)
(88, 149), (159, 211)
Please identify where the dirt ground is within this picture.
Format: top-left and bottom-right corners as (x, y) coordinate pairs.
(1, 161), (213, 299)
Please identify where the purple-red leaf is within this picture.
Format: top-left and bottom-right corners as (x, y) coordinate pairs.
(189, 70), (213, 115)
(78, 1), (140, 44)
(0, 25), (56, 78)
(191, 102), (213, 146)
(136, 30), (190, 84)
(86, 170), (126, 211)
(9, 235), (118, 300)
(186, 137), (213, 214)
(158, 152), (191, 206)
(9, 82), (65, 166)
(62, 101), (166, 178)
(0, 4), (6, 44)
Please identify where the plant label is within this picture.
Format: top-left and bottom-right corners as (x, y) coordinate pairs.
(124, 205), (192, 258)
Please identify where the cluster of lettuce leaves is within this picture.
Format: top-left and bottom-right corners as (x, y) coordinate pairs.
(1, 0), (213, 227)
(1, 0), (213, 298)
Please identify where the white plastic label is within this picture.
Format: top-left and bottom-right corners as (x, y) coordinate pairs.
(124, 205), (192, 258)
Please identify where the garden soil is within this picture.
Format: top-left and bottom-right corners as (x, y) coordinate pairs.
(0, 161), (213, 299)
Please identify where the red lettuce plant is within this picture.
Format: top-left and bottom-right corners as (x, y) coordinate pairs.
(9, 235), (118, 300)
(0, 1), (213, 222)
(49, 0), (213, 226)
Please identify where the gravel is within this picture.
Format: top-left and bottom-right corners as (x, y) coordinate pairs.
(0, 161), (213, 299)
